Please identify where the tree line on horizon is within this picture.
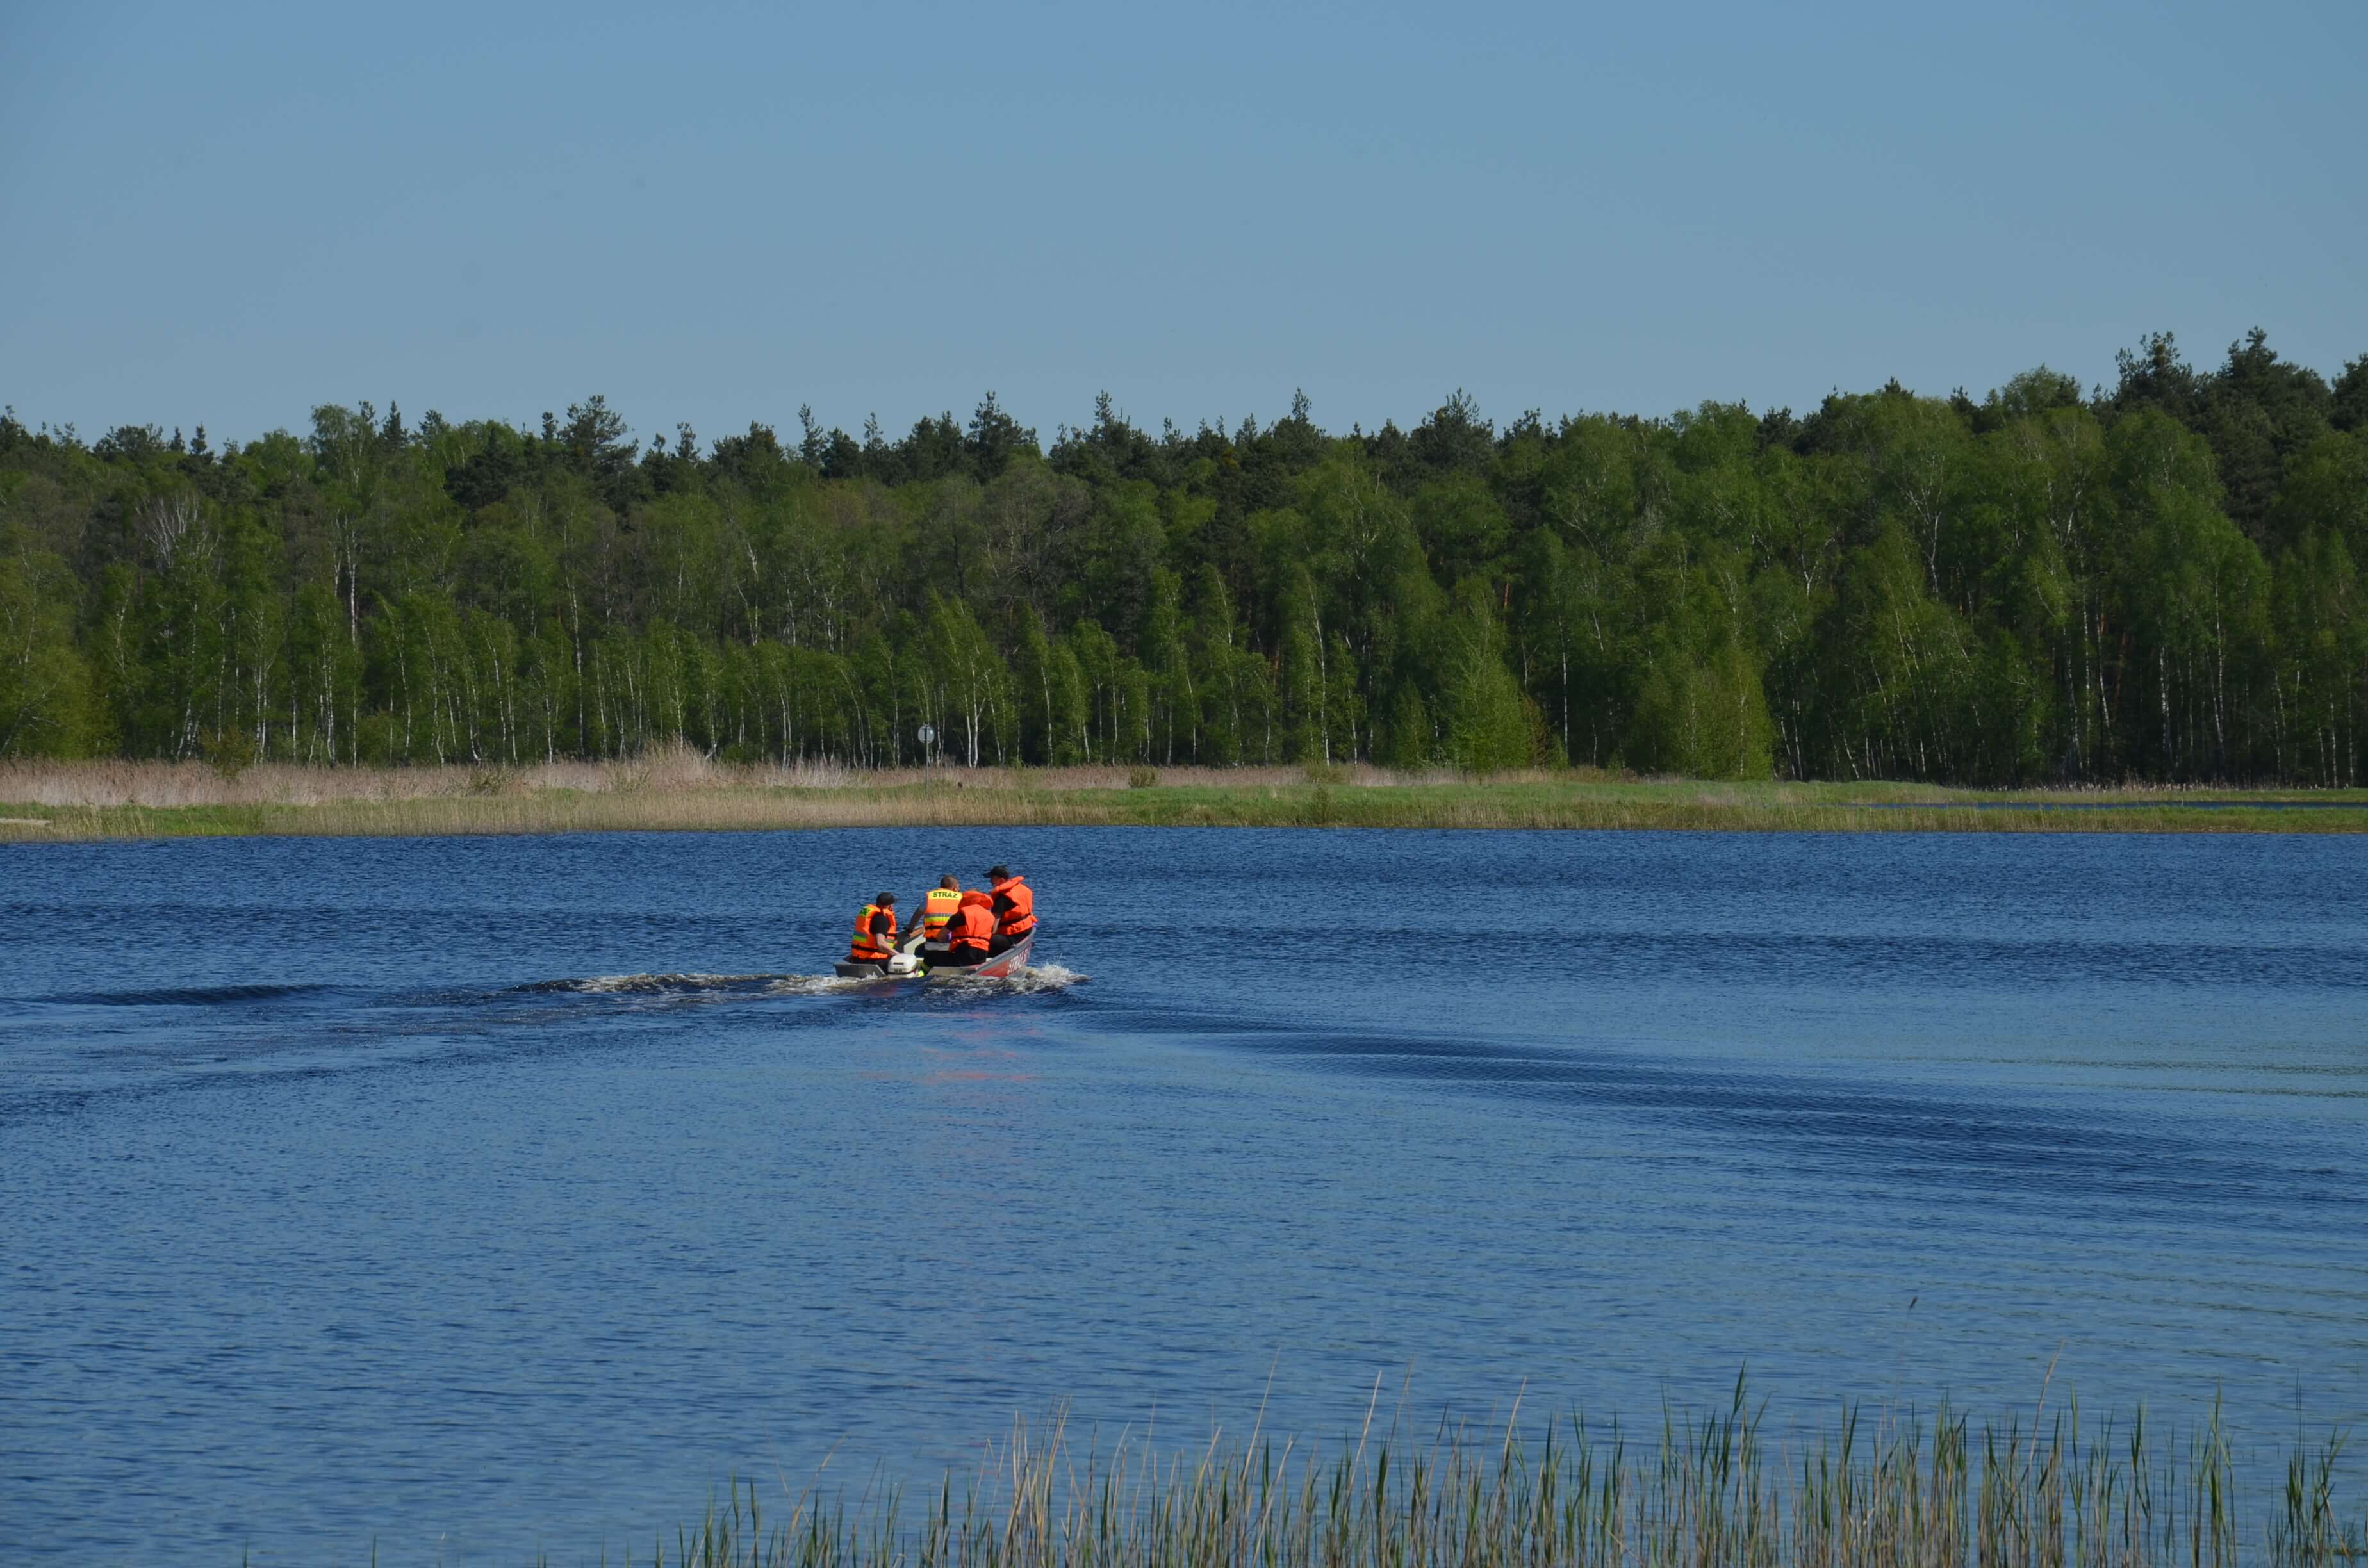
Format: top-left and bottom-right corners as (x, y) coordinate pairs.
(4, 329), (2367, 785)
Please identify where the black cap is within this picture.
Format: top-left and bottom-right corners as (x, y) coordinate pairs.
(877, 890), (896, 904)
(987, 865), (1010, 880)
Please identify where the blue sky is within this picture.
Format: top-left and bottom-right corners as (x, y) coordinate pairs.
(3, 0), (2362, 446)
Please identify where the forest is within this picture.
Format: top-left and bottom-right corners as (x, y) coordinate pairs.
(3, 329), (2365, 785)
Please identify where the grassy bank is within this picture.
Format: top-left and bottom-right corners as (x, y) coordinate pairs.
(639, 1389), (2358, 1568)
(4, 753), (2368, 842)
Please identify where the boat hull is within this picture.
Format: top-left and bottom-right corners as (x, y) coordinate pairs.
(832, 931), (1035, 980)
(928, 930), (1033, 979)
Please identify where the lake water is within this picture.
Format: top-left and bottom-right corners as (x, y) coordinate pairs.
(4, 828), (2365, 1563)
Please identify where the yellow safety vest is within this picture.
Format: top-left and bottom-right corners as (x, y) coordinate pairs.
(924, 887), (963, 935)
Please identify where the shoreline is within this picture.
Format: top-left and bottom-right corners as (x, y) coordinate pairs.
(5, 759), (2368, 841)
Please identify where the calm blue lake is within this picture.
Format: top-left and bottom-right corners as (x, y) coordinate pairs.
(4, 828), (2364, 1562)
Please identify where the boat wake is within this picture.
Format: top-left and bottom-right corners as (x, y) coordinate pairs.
(981, 962), (1089, 992)
(30, 982), (340, 1008)
(518, 972), (786, 996)
(762, 974), (900, 995)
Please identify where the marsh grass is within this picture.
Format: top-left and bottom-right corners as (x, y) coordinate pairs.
(4, 750), (2367, 842)
(630, 1385), (2360, 1568)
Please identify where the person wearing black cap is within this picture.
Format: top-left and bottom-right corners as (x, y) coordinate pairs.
(848, 890), (901, 968)
(984, 865), (1036, 954)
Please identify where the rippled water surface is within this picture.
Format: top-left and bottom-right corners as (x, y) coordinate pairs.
(4, 828), (2365, 1562)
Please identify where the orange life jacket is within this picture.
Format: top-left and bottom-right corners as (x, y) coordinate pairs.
(923, 886), (963, 936)
(849, 902), (896, 961)
(948, 894), (996, 952)
(990, 875), (1035, 937)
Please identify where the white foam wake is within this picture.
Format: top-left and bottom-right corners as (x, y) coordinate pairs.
(762, 974), (885, 995)
(1005, 963), (1089, 991)
(532, 972), (777, 995)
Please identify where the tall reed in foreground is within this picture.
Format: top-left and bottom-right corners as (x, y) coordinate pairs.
(622, 1385), (2361, 1568)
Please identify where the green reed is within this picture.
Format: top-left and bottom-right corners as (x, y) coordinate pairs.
(609, 1384), (2361, 1568)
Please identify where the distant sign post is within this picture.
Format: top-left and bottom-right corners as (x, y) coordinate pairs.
(917, 724), (936, 753)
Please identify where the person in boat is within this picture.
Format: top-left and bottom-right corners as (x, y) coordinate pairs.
(848, 892), (900, 968)
(920, 876), (964, 945)
(935, 889), (998, 968)
(984, 865), (1036, 954)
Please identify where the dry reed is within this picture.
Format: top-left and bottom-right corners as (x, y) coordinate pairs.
(3, 749), (2365, 841)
